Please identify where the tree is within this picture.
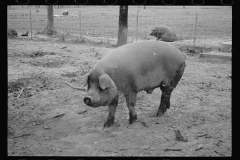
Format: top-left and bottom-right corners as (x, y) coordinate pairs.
(43, 5), (57, 35)
(117, 5), (128, 47)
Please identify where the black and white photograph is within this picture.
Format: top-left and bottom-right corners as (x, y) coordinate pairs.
(7, 4), (232, 156)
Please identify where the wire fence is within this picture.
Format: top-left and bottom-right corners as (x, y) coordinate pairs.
(8, 5), (232, 44)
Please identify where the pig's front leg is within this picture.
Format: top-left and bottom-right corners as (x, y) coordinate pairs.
(103, 95), (119, 128)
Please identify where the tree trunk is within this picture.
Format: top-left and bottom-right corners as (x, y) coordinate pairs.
(43, 5), (57, 35)
(117, 5), (128, 47)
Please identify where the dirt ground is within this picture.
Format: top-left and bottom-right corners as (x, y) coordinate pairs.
(7, 35), (231, 156)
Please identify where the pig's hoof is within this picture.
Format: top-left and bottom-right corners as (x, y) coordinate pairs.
(156, 108), (166, 117)
(129, 114), (137, 124)
(156, 111), (164, 117)
(104, 117), (114, 128)
(156, 105), (167, 117)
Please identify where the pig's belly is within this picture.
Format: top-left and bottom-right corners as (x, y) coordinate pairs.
(136, 67), (165, 92)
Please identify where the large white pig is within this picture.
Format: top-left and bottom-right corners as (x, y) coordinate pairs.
(83, 41), (186, 127)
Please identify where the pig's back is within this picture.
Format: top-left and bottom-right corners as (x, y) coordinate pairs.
(96, 41), (185, 92)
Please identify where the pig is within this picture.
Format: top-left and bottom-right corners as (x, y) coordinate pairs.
(61, 10), (69, 16)
(83, 41), (186, 127)
(150, 25), (177, 42)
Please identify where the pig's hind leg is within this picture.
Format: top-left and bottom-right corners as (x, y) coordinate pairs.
(125, 92), (138, 124)
(156, 84), (173, 117)
(156, 62), (186, 117)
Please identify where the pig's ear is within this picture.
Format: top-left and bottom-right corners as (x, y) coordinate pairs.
(99, 74), (113, 90)
(83, 73), (89, 87)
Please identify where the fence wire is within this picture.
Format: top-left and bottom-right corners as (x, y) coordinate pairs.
(7, 5), (232, 43)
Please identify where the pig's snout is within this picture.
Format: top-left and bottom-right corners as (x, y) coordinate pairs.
(83, 96), (93, 106)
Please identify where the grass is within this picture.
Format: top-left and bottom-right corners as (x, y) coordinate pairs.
(8, 6), (231, 41)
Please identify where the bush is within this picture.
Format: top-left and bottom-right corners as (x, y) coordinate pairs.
(7, 28), (18, 38)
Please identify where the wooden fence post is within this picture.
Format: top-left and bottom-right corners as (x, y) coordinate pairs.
(193, 13), (198, 50)
(135, 9), (140, 41)
(79, 11), (81, 37)
(30, 9), (32, 39)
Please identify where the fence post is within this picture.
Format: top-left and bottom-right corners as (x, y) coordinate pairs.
(145, 14), (147, 39)
(193, 13), (198, 50)
(79, 11), (81, 37)
(30, 9), (32, 39)
(135, 9), (140, 41)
